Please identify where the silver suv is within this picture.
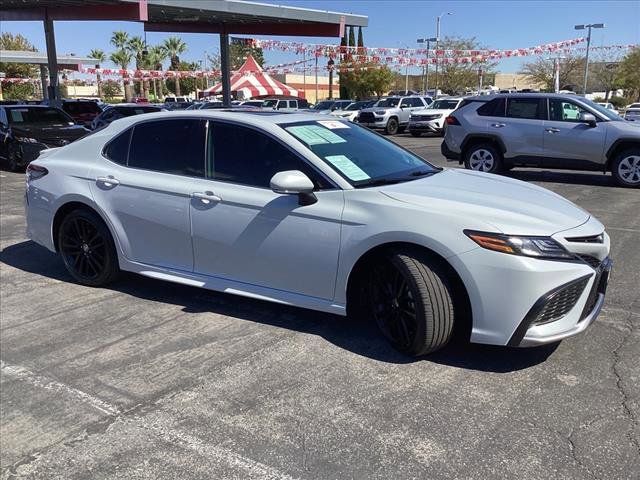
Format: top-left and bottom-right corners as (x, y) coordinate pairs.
(442, 93), (640, 187)
(356, 96), (432, 135)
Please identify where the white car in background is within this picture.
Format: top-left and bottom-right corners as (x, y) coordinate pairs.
(597, 102), (616, 111)
(408, 97), (466, 136)
(329, 100), (376, 122)
(624, 103), (640, 121)
(25, 110), (611, 356)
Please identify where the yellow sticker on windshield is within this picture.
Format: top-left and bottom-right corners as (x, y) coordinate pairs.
(325, 155), (370, 181)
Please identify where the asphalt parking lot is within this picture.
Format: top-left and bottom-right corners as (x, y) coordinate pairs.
(1, 134), (638, 480)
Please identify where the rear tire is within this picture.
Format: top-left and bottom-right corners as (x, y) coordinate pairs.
(611, 149), (640, 188)
(464, 143), (503, 173)
(385, 118), (399, 135)
(58, 209), (120, 287)
(365, 248), (455, 356)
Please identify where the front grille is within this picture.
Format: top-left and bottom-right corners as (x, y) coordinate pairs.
(577, 254), (602, 269)
(358, 112), (376, 123)
(412, 114), (440, 121)
(533, 277), (589, 325)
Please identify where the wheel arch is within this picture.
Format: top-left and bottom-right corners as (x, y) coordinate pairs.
(605, 138), (640, 171)
(345, 241), (473, 341)
(460, 134), (507, 156)
(51, 198), (116, 254)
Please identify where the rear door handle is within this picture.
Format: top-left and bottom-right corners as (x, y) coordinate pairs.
(545, 127), (561, 133)
(96, 176), (120, 187)
(491, 123), (506, 128)
(192, 191), (222, 203)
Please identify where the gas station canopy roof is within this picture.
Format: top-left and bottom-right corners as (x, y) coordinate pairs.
(0, 0), (368, 36)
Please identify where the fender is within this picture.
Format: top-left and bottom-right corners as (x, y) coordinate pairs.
(460, 134), (507, 155)
(604, 137), (640, 170)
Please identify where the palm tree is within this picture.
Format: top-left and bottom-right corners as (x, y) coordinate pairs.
(128, 35), (148, 98)
(146, 45), (168, 101)
(89, 48), (106, 99)
(110, 49), (133, 102)
(163, 36), (187, 96)
(110, 30), (129, 50)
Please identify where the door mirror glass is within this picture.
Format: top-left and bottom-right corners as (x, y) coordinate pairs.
(270, 170), (314, 194)
(579, 112), (597, 127)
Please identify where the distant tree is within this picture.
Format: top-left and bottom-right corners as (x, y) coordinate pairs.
(0, 33), (38, 99)
(520, 54), (585, 92)
(616, 47), (640, 101)
(357, 27), (364, 50)
(128, 36), (150, 98)
(110, 31), (129, 50)
(101, 79), (122, 102)
(229, 41), (264, 70)
(436, 36), (497, 95)
(110, 49), (133, 101)
(89, 48), (106, 99)
(145, 45), (168, 100)
(163, 36), (187, 95)
(165, 61), (199, 96)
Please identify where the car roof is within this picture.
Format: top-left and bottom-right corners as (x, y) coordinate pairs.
(2, 104), (60, 109)
(106, 110), (340, 129)
(464, 93), (587, 101)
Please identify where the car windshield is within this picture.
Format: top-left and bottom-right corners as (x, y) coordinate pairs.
(345, 102), (363, 111)
(115, 107), (161, 116)
(580, 98), (621, 121)
(7, 107), (72, 125)
(313, 101), (335, 110)
(282, 120), (438, 187)
(428, 100), (460, 110)
(375, 98), (400, 107)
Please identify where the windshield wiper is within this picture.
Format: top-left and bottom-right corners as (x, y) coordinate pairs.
(409, 170), (436, 177)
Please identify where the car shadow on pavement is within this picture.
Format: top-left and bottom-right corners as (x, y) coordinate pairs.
(1, 240), (557, 372)
(504, 169), (616, 187)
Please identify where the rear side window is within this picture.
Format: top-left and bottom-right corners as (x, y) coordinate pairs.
(102, 128), (131, 165)
(477, 98), (506, 117)
(506, 98), (544, 120)
(128, 119), (206, 177)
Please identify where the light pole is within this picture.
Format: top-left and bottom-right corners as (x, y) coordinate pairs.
(417, 37), (437, 94)
(574, 23), (605, 94)
(434, 12), (453, 97)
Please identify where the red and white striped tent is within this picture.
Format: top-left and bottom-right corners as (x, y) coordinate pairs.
(203, 55), (299, 99)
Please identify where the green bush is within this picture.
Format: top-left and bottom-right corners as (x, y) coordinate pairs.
(608, 96), (632, 108)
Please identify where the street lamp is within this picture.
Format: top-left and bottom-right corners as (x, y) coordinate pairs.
(574, 23), (605, 94)
(417, 36), (437, 94)
(434, 12), (453, 97)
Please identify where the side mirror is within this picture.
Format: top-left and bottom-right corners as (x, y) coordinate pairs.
(270, 170), (316, 205)
(579, 112), (597, 127)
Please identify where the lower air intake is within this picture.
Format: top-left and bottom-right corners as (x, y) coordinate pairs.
(533, 277), (589, 325)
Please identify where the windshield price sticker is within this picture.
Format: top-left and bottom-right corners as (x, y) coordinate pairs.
(325, 155), (370, 181)
(286, 125), (346, 145)
(317, 120), (350, 129)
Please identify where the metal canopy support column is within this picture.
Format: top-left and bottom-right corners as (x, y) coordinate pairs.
(39, 65), (49, 100)
(219, 32), (231, 106)
(43, 11), (59, 101)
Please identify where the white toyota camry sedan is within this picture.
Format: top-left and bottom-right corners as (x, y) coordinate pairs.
(24, 110), (612, 356)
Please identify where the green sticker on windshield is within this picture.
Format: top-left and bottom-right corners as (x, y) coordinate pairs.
(325, 155), (370, 181)
(286, 125), (346, 145)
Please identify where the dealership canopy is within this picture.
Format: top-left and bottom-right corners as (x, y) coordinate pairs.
(204, 55), (298, 99)
(0, 0), (367, 104)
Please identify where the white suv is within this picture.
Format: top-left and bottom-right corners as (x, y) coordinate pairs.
(408, 97), (465, 137)
(356, 96), (432, 135)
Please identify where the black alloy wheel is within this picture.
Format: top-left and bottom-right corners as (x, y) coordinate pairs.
(385, 117), (399, 135)
(366, 249), (454, 356)
(58, 209), (119, 286)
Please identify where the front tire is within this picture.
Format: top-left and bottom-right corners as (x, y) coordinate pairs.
(612, 149), (640, 188)
(385, 118), (399, 135)
(464, 143), (502, 173)
(58, 209), (120, 287)
(366, 248), (455, 356)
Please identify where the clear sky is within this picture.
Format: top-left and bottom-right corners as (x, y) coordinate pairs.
(1, 0), (638, 74)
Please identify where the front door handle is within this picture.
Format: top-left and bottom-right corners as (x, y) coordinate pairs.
(192, 191), (222, 203)
(491, 123), (506, 128)
(545, 127), (561, 133)
(96, 175), (120, 187)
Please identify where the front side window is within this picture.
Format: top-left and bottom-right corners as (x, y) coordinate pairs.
(128, 119), (206, 177)
(549, 99), (589, 122)
(506, 98), (544, 120)
(283, 120), (438, 188)
(208, 122), (328, 189)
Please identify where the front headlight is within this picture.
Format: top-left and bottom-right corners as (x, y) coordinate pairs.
(375, 110), (387, 115)
(464, 230), (574, 260)
(15, 136), (39, 144)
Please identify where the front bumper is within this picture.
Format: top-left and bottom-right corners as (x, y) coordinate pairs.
(408, 120), (442, 133)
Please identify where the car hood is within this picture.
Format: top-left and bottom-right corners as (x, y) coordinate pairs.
(613, 118), (640, 130)
(360, 106), (398, 113)
(12, 123), (89, 141)
(412, 108), (452, 116)
(380, 169), (591, 236)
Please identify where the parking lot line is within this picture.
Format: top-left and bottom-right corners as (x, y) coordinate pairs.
(1, 359), (301, 480)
